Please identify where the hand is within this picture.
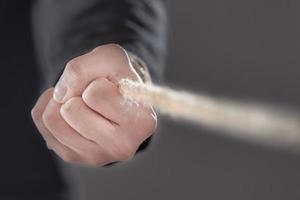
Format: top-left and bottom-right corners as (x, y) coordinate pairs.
(32, 44), (157, 166)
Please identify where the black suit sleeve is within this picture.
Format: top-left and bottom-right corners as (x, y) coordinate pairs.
(31, 0), (168, 87)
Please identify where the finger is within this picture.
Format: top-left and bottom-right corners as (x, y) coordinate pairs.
(31, 89), (81, 163)
(60, 97), (133, 159)
(53, 44), (141, 103)
(32, 88), (55, 145)
(42, 98), (105, 161)
(83, 77), (157, 136)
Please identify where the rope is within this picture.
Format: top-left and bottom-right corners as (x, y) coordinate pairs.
(119, 79), (300, 149)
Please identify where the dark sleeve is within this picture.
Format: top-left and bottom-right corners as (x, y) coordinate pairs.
(31, 0), (168, 87)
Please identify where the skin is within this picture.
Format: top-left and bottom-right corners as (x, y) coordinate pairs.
(31, 44), (157, 166)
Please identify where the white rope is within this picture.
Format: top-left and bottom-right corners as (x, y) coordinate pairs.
(119, 79), (300, 149)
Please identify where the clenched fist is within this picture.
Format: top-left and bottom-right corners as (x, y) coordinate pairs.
(31, 44), (157, 166)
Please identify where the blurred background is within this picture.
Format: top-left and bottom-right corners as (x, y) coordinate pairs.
(62, 1), (300, 200)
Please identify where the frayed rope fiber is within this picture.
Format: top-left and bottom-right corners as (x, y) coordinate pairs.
(119, 79), (300, 149)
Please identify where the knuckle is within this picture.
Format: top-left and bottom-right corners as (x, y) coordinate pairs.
(42, 109), (56, 126)
(61, 97), (82, 115)
(65, 59), (84, 83)
(93, 43), (123, 53)
(106, 44), (124, 54)
(31, 106), (40, 121)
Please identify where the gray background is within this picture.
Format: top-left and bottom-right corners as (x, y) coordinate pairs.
(62, 1), (300, 200)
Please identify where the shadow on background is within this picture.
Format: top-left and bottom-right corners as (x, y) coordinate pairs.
(62, 1), (300, 200)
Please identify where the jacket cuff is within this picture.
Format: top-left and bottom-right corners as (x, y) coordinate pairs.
(127, 52), (152, 84)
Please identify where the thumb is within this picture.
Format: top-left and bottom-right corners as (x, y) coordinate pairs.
(53, 44), (137, 103)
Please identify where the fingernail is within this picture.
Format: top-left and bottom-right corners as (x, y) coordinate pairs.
(53, 80), (67, 103)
